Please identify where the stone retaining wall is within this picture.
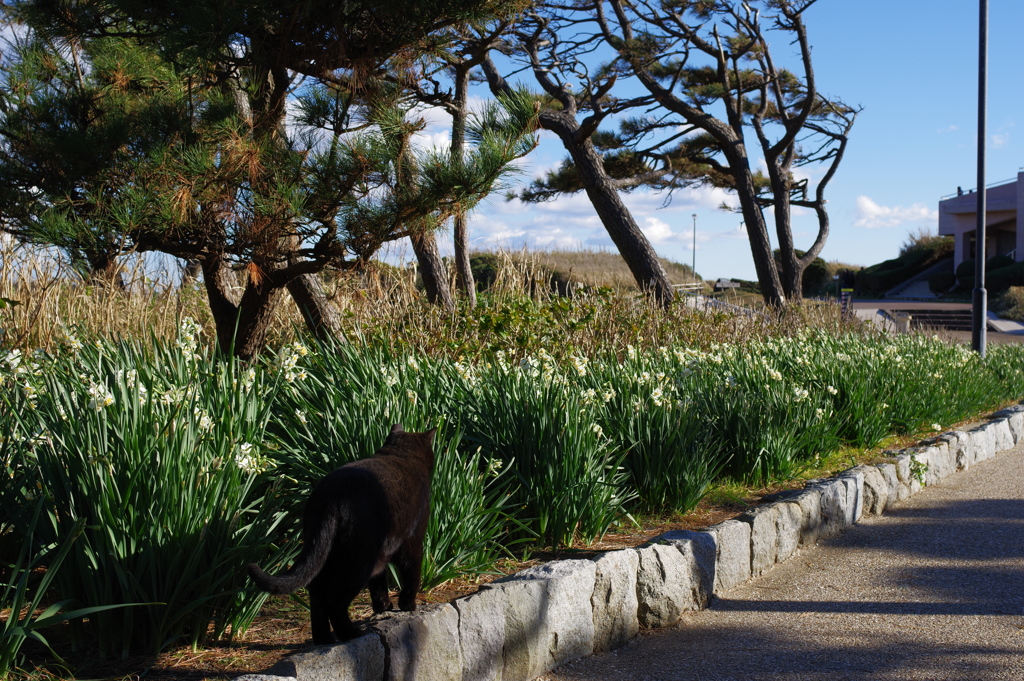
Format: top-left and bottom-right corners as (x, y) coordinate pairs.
(238, 404), (1024, 681)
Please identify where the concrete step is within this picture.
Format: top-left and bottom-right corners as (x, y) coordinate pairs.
(888, 280), (936, 300)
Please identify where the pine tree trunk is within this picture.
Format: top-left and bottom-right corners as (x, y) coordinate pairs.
(233, 282), (283, 361)
(453, 213), (476, 306)
(742, 211), (787, 309)
(87, 251), (126, 291)
(199, 255), (281, 359)
(287, 272), (345, 344)
(226, 62), (344, 347)
(780, 262), (803, 302)
(410, 231), (454, 310)
(181, 259), (202, 287)
(769, 179), (803, 303)
(567, 138), (675, 306)
(200, 255), (244, 355)
(451, 65), (477, 306)
(729, 157), (787, 308)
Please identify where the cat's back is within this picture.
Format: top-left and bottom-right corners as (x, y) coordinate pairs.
(311, 425), (435, 508)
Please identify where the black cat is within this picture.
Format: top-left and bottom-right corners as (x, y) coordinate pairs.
(248, 424), (436, 644)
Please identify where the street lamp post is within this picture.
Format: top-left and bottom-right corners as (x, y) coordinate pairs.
(691, 213), (697, 283)
(973, 0), (988, 356)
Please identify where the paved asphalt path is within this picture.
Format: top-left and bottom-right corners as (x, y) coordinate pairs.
(539, 442), (1024, 681)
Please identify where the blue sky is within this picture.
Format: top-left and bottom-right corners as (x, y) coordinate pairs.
(391, 0), (1024, 283)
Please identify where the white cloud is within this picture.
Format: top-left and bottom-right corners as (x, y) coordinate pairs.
(641, 217), (676, 243)
(992, 132), (1011, 148)
(534, 232), (582, 249)
(937, 124), (958, 134)
(853, 196), (937, 229)
(620, 186), (738, 213)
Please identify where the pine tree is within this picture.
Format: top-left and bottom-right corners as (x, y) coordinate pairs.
(496, 0), (858, 306)
(0, 1), (536, 357)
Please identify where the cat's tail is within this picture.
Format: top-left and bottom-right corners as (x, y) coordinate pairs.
(247, 513), (337, 595)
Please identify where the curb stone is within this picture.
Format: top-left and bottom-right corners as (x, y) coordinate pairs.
(590, 548), (638, 652)
(237, 403), (1024, 681)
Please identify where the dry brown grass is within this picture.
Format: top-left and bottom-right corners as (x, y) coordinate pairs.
(0, 240), (308, 353)
(498, 248), (701, 291)
(1, 242), (854, 359)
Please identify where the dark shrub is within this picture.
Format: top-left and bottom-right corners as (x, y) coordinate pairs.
(857, 248), (953, 297)
(929, 272), (957, 295)
(987, 254), (1015, 271)
(470, 253), (501, 292)
(956, 259), (975, 289)
(956, 255), (1017, 290)
(801, 257), (831, 297)
(988, 262), (1024, 292)
(773, 249), (829, 297)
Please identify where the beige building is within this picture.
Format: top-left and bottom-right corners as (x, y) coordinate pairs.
(938, 170), (1024, 268)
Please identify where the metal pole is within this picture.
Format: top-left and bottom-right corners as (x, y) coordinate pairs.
(972, 0), (988, 356)
(691, 213), (697, 282)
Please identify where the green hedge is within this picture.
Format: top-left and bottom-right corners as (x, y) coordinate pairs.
(956, 255), (1019, 290)
(988, 262), (1024, 292)
(857, 240), (953, 296)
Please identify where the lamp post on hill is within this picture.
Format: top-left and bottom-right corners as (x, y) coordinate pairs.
(691, 213), (697, 284)
(973, 0), (988, 356)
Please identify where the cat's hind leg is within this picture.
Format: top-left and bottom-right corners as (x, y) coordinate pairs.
(307, 585), (338, 645)
(323, 582), (363, 642)
(393, 541), (423, 611)
(368, 572), (393, 613)
(322, 560), (373, 642)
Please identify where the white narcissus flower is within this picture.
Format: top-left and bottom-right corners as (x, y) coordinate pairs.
(235, 442), (266, 473)
(87, 381), (114, 411)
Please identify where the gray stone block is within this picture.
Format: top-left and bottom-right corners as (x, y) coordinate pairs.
(453, 586), (505, 681)
(809, 478), (848, 537)
(993, 405), (1024, 443)
(918, 444), (954, 486)
(837, 468), (864, 523)
(774, 501), (803, 563)
(486, 577), (546, 681)
(590, 549), (639, 651)
(942, 430), (971, 471)
(635, 530), (714, 629)
(787, 488), (821, 547)
(369, 604), (461, 681)
(739, 504), (780, 577)
(705, 519), (751, 593)
(847, 465), (887, 516)
(874, 462), (902, 508)
(635, 545), (685, 628)
(491, 559), (596, 681)
(650, 530), (716, 608)
(895, 453), (924, 495)
(981, 419), (1014, 453)
(266, 634), (385, 681)
(969, 426), (995, 463)
(947, 430), (977, 468)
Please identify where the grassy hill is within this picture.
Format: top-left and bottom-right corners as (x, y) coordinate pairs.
(468, 248), (701, 293)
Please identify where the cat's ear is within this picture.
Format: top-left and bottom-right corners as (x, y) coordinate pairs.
(423, 428), (437, 446)
(390, 423), (404, 435)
